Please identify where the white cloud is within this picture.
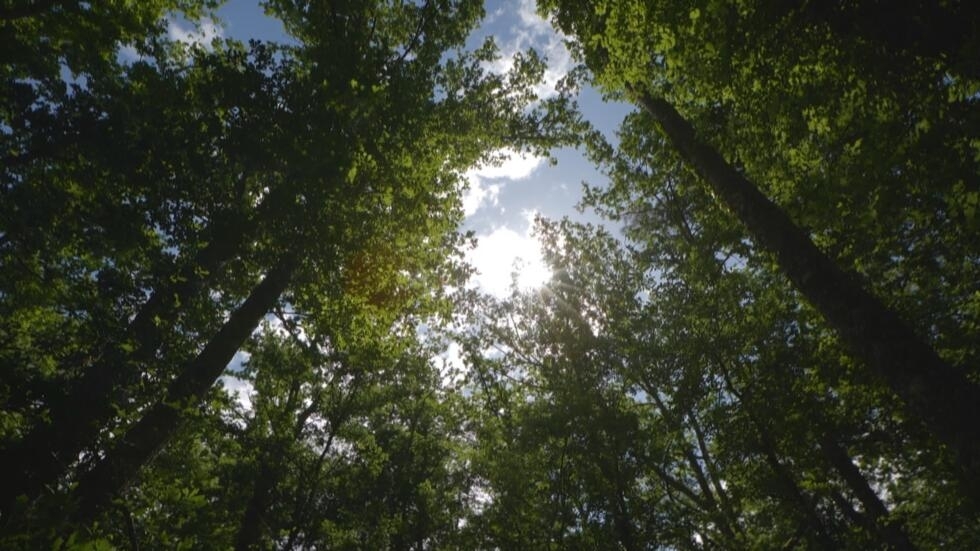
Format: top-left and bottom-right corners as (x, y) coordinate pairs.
(461, 148), (545, 216)
(470, 148), (545, 180)
(168, 18), (224, 47)
(438, 341), (467, 387)
(118, 44), (140, 62)
(486, 6), (506, 24)
(486, 0), (573, 99)
(220, 374), (254, 411)
(467, 211), (551, 297)
(220, 349), (253, 411)
(516, 0), (550, 33)
(462, 179), (500, 217)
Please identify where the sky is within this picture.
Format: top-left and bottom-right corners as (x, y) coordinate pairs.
(194, 0), (632, 299)
(175, 0), (635, 405)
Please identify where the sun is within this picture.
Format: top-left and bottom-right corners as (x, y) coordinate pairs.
(467, 225), (552, 297)
(514, 252), (551, 292)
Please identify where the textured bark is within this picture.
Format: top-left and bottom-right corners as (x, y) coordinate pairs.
(635, 91), (980, 493)
(0, 208), (255, 515)
(68, 258), (296, 521)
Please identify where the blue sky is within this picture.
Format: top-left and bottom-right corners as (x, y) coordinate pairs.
(186, 0), (633, 297)
(178, 0), (635, 405)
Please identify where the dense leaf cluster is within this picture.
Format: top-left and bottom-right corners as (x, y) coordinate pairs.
(2, 1), (978, 549)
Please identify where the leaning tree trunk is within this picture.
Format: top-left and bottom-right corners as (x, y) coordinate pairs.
(0, 207), (257, 516)
(235, 377), (320, 551)
(0, 186), (297, 516)
(67, 257), (296, 523)
(816, 434), (917, 551)
(633, 91), (980, 496)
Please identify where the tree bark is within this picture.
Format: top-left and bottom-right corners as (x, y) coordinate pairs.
(235, 377), (320, 551)
(634, 91), (980, 495)
(817, 435), (917, 551)
(0, 208), (256, 516)
(234, 461), (278, 551)
(687, 411), (741, 536)
(67, 258), (296, 522)
(645, 390), (738, 542)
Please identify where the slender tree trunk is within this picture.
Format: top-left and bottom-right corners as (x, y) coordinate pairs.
(235, 379), (320, 551)
(235, 461), (277, 551)
(716, 363), (837, 549)
(817, 435), (917, 551)
(611, 489), (638, 551)
(687, 411), (742, 537)
(718, 359), (915, 549)
(0, 208), (256, 516)
(67, 258), (296, 522)
(646, 390), (737, 542)
(759, 443), (837, 550)
(634, 91), (980, 493)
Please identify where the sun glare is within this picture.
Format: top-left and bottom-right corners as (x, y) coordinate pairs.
(467, 224), (552, 297)
(514, 252), (551, 292)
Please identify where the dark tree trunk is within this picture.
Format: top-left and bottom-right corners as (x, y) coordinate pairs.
(646, 390), (738, 542)
(817, 435), (918, 551)
(235, 378), (319, 551)
(67, 258), (296, 522)
(0, 208), (255, 516)
(234, 461), (278, 551)
(717, 363), (837, 550)
(634, 91), (980, 496)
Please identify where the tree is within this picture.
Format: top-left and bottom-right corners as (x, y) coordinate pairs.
(0, 0), (579, 537)
(1, 0), (219, 106)
(539, 0), (980, 498)
(459, 217), (966, 548)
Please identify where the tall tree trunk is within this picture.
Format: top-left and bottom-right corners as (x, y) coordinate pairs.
(817, 435), (917, 551)
(0, 208), (255, 516)
(633, 91), (980, 494)
(611, 489), (638, 551)
(234, 461), (278, 551)
(645, 389), (737, 542)
(235, 378), (320, 551)
(67, 258), (296, 523)
(716, 363), (837, 550)
(687, 411), (741, 537)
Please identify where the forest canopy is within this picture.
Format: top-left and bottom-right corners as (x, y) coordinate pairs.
(1, 1), (978, 549)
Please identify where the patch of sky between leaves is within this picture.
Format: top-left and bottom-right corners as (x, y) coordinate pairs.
(116, 16), (224, 63)
(119, 0), (296, 63)
(221, 312), (305, 413)
(460, 0), (575, 299)
(202, 0), (618, 403)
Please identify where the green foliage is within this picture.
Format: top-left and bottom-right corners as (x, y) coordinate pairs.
(0, 0), (578, 545)
(3, 0), (977, 548)
(529, 0), (980, 548)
